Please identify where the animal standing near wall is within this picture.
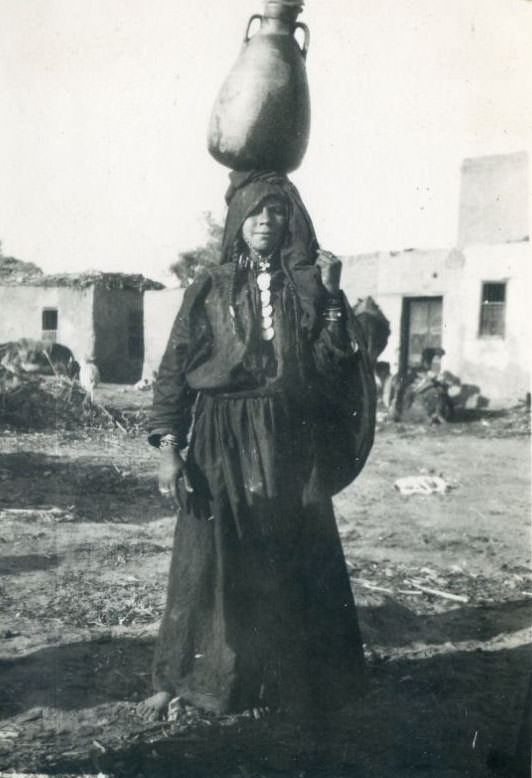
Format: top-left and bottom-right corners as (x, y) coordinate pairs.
(78, 357), (100, 403)
(0, 339), (79, 378)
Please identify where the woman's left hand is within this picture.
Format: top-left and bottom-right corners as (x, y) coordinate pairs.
(316, 250), (342, 295)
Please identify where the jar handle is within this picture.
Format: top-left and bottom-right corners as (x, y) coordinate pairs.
(244, 14), (262, 42)
(294, 21), (310, 58)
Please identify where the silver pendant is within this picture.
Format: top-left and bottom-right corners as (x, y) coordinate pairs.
(261, 327), (275, 341)
(256, 272), (271, 291)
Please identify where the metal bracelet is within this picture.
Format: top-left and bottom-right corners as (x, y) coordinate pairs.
(323, 308), (344, 321)
(159, 435), (180, 449)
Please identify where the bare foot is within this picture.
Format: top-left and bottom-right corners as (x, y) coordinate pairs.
(137, 691), (172, 721)
(244, 706), (271, 720)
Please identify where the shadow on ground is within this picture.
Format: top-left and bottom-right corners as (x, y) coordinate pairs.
(0, 451), (168, 523)
(1, 600), (530, 778)
(0, 637), (153, 720)
(17, 645), (532, 778)
(0, 553), (61, 576)
(360, 597), (532, 647)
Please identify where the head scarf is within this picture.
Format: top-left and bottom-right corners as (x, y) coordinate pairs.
(221, 170), (326, 335)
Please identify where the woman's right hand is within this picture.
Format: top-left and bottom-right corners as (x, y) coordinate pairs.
(158, 447), (188, 505)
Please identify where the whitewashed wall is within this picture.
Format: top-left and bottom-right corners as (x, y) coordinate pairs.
(341, 243), (531, 406)
(142, 287), (184, 379)
(0, 284), (95, 360)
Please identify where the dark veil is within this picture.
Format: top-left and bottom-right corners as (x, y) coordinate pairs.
(221, 170), (327, 336)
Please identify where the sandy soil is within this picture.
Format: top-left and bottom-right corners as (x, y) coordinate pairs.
(0, 389), (530, 778)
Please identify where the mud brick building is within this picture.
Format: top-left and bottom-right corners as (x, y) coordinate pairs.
(0, 271), (163, 383)
(340, 151), (530, 407)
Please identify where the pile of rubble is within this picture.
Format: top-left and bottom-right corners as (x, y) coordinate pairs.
(0, 370), (141, 433)
(473, 401), (531, 438)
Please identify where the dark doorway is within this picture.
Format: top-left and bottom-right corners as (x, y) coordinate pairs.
(128, 310), (144, 361)
(400, 296), (443, 372)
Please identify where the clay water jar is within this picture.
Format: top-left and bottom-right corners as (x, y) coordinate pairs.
(207, 0), (311, 173)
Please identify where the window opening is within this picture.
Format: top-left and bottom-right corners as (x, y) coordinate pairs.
(41, 308), (58, 343)
(479, 282), (506, 337)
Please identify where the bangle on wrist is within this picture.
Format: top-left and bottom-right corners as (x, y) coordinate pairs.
(323, 299), (344, 321)
(159, 434), (180, 450)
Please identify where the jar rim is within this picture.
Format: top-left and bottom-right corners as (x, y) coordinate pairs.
(263, 0), (304, 21)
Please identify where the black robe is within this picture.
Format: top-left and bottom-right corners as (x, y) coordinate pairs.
(148, 261), (376, 715)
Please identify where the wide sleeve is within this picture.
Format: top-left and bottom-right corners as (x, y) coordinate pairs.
(312, 293), (360, 405)
(147, 275), (211, 448)
(308, 291), (377, 496)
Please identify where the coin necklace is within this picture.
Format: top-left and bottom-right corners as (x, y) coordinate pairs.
(255, 258), (274, 341)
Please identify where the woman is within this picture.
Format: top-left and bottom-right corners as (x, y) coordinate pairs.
(139, 170), (376, 721)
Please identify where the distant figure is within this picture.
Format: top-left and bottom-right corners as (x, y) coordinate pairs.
(352, 297), (390, 367)
(352, 297), (391, 398)
(78, 357), (100, 403)
(391, 347), (453, 424)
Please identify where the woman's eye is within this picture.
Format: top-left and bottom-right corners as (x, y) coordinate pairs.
(248, 202), (284, 218)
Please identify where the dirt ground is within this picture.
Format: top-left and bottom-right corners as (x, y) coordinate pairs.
(0, 386), (530, 778)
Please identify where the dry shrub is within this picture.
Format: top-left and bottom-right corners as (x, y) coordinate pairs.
(0, 370), (143, 433)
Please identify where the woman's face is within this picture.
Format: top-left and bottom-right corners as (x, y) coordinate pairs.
(241, 196), (286, 256)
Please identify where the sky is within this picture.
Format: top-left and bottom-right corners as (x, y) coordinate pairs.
(0, 0), (531, 284)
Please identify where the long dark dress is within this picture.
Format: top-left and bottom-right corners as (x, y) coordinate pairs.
(148, 258), (375, 716)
